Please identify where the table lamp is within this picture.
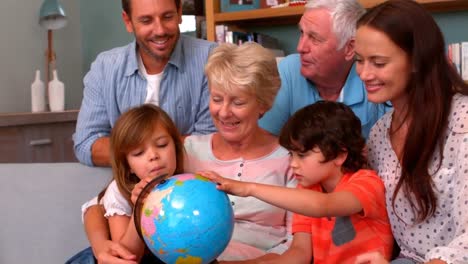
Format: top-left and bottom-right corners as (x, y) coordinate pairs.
(38, 0), (67, 107)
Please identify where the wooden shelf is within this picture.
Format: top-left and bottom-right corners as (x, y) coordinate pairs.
(0, 110), (79, 163)
(205, 0), (468, 41)
(361, 0), (468, 12)
(214, 6), (304, 23)
(0, 110), (79, 127)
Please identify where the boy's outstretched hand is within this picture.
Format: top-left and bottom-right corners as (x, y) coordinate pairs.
(198, 171), (253, 197)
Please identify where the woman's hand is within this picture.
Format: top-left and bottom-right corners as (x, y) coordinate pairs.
(354, 252), (389, 264)
(198, 170), (253, 197)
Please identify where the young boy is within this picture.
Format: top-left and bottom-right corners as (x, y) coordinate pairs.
(200, 101), (393, 264)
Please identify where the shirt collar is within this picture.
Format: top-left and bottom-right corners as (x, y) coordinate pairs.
(124, 41), (139, 77)
(341, 64), (365, 106)
(167, 34), (184, 71)
(308, 64), (365, 105)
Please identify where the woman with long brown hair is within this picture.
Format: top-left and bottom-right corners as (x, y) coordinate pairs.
(353, 0), (468, 263)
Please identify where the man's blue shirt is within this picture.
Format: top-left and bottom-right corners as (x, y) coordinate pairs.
(73, 35), (217, 166)
(259, 54), (390, 138)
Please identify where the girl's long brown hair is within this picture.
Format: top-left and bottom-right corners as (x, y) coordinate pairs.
(98, 104), (185, 207)
(358, 0), (468, 222)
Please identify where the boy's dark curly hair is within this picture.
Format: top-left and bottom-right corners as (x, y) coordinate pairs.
(279, 101), (367, 173)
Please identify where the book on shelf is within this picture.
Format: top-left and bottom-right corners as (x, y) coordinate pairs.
(215, 25), (226, 43)
(220, 0), (260, 13)
(214, 24), (282, 49)
(462, 42), (468, 81)
(213, 25), (286, 61)
(260, 0), (287, 8)
(447, 41), (468, 81)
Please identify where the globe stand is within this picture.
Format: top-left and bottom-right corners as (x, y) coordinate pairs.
(133, 173), (168, 241)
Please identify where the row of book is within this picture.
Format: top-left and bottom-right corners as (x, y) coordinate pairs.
(215, 24), (282, 50)
(447, 42), (468, 81)
(215, 24), (286, 61)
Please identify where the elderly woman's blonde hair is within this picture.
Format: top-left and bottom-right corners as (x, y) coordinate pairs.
(204, 42), (281, 111)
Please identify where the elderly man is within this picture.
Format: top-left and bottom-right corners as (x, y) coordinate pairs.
(259, 0), (389, 138)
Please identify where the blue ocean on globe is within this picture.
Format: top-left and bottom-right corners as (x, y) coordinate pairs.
(138, 173), (234, 264)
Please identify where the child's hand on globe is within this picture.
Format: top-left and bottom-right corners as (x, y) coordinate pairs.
(131, 173), (169, 205)
(198, 171), (253, 197)
(131, 178), (152, 205)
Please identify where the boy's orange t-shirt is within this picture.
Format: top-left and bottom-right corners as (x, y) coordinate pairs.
(292, 169), (393, 264)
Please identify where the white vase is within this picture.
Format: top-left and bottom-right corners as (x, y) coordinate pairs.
(31, 70), (46, 112)
(48, 70), (65, 112)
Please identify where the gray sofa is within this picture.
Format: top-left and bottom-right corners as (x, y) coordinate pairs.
(0, 163), (112, 264)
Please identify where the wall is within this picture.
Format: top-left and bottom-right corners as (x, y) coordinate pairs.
(434, 11), (468, 44)
(0, 0), (82, 113)
(80, 0), (132, 75)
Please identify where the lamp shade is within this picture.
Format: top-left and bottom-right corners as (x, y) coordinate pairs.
(39, 0), (67, 30)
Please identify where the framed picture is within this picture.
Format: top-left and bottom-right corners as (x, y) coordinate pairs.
(221, 0), (260, 12)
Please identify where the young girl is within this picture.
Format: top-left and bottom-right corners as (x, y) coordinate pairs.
(99, 104), (185, 262)
(201, 101), (394, 264)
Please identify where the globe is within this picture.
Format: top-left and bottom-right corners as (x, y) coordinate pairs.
(134, 173), (235, 264)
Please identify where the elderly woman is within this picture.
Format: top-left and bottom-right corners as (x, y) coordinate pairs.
(184, 42), (295, 260)
(67, 42), (294, 263)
